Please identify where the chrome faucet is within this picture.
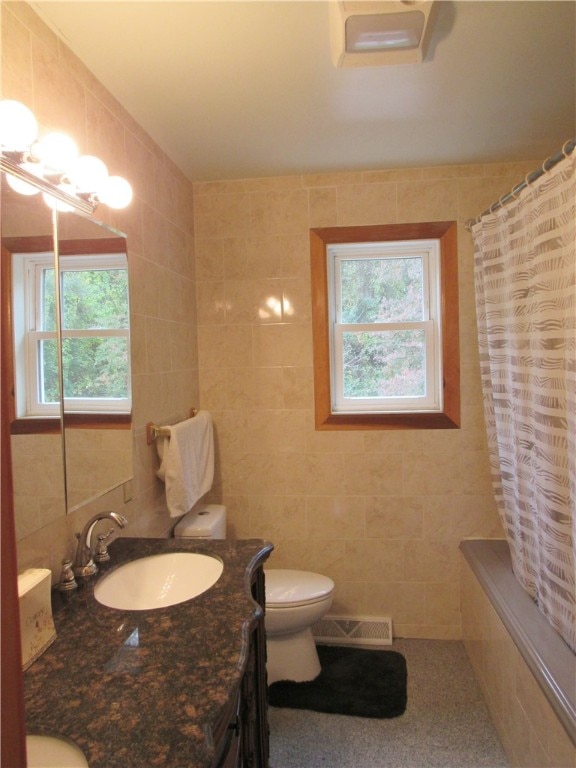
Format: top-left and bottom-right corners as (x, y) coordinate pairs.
(73, 511), (128, 578)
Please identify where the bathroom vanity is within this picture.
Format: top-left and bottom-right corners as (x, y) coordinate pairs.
(23, 537), (273, 768)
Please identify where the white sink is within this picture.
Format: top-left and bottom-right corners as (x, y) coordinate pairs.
(26, 735), (88, 768)
(94, 552), (224, 611)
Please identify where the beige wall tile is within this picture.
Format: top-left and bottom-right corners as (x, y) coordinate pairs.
(8, 4), (198, 578)
(249, 495), (307, 540)
(282, 366), (314, 409)
(194, 192), (251, 239)
(193, 156), (529, 641)
(341, 452), (403, 496)
(403, 451), (463, 495)
(195, 238), (225, 281)
(306, 425), (365, 454)
(405, 541), (460, 583)
(307, 496), (366, 540)
(330, 581), (367, 616)
(245, 409), (308, 455)
(252, 323), (312, 366)
(279, 234), (311, 279)
(198, 324), (253, 368)
(336, 182), (397, 225)
(425, 582), (460, 626)
(423, 494), (494, 541)
(365, 497), (424, 539)
(363, 581), (426, 625)
(339, 539), (405, 582)
(226, 367), (284, 410)
(250, 189), (309, 236)
(397, 179), (459, 222)
(31, 33), (87, 143)
(196, 280), (226, 325)
(1, 5), (34, 104)
(365, 168), (423, 184)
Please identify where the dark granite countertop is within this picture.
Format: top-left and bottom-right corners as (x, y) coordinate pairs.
(23, 537), (273, 768)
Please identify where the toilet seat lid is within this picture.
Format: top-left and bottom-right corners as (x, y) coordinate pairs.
(265, 569), (334, 607)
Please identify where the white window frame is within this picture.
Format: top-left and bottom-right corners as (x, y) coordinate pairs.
(12, 251), (131, 417)
(327, 239), (443, 414)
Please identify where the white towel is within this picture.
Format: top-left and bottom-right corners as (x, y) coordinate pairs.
(156, 411), (214, 517)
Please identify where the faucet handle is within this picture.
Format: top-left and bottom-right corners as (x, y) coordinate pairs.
(57, 558), (78, 592)
(73, 531), (98, 578)
(93, 528), (115, 563)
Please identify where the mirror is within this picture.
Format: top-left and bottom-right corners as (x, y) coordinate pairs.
(1, 176), (134, 538)
(57, 212), (133, 513)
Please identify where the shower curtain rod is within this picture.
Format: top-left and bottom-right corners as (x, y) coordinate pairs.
(465, 138), (575, 230)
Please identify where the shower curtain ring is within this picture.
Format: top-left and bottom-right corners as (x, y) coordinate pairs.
(561, 139), (574, 157)
(541, 156), (553, 173)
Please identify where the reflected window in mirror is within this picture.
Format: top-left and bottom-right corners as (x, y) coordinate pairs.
(12, 248), (131, 417)
(5, 235), (132, 427)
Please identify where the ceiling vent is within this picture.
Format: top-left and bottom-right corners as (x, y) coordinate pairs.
(330, 1), (435, 67)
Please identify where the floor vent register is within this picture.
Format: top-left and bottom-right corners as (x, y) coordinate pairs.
(312, 615), (393, 648)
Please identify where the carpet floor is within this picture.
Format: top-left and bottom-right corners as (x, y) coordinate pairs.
(268, 639), (509, 768)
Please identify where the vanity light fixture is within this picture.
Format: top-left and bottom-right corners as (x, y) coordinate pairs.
(0, 100), (133, 214)
(330, 0), (435, 67)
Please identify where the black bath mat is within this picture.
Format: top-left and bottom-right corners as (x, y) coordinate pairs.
(268, 644), (407, 718)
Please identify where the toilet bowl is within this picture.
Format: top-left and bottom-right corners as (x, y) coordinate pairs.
(173, 506), (334, 684)
(264, 569), (334, 684)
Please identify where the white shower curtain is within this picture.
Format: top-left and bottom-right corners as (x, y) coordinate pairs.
(472, 150), (576, 652)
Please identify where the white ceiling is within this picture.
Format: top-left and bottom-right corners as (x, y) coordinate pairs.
(31, 1), (576, 182)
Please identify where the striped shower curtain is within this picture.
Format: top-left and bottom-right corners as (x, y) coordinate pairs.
(471, 150), (576, 652)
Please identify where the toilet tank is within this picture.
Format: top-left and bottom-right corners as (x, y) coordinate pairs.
(173, 504), (226, 539)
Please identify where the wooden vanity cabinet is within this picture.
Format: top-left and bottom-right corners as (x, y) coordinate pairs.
(213, 688), (241, 768)
(213, 566), (269, 768)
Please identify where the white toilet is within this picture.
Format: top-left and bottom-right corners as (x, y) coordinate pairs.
(173, 504), (335, 684)
(264, 568), (334, 684)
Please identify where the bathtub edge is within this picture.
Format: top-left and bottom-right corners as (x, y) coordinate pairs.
(460, 538), (575, 746)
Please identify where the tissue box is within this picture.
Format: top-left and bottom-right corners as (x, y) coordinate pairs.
(18, 568), (56, 670)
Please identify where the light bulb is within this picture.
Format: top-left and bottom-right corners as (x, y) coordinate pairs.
(99, 176), (133, 209)
(68, 155), (108, 193)
(6, 162), (43, 196)
(42, 183), (75, 213)
(0, 100), (38, 150)
(33, 132), (78, 173)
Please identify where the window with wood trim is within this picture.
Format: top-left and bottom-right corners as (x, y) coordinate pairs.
(310, 222), (460, 430)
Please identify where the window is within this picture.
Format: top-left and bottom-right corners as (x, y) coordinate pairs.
(12, 250), (131, 417)
(310, 222), (460, 430)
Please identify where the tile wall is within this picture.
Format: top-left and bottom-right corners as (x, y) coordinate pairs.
(192, 167), (530, 638)
(2, 1), (197, 576)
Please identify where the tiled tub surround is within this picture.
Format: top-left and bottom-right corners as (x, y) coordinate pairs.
(460, 540), (576, 768)
(23, 537), (273, 768)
